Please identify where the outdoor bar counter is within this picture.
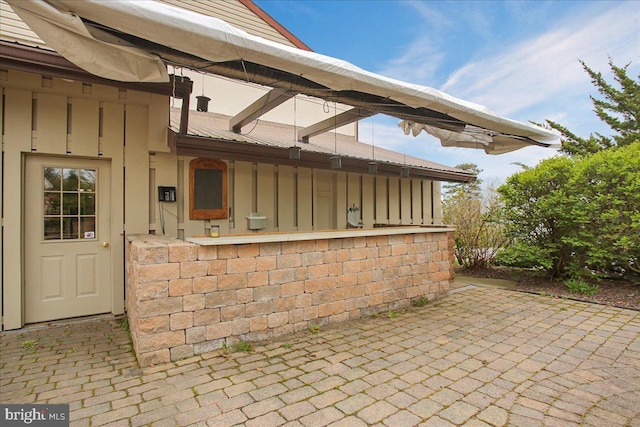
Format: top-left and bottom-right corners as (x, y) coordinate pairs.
(186, 226), (453, 245)
(126, 226), (455, 365)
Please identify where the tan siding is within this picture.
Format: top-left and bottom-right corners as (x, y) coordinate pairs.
(347, 172), (361, 213)
(277, 165), (296, 231)
(0, 1), (48, 47)
(4, 70), (40, 94)
(33, 93), (66, 154)
(148, 94), (170, 153)
(0, 83), (3, 324)
(68, 97), (100, 156)
(335, 172), (347, 229)
(91, 84), (120, 102)
(256, 163), (276, 231)
(2, 86), (32, 329)
(375, 176), (388, 225)
(124, 105), (150, 234)
(50, 77), (83, 97)
(297, 167), (312, 231)
(95, 101), (125, 315)
(411, 179), (423, 224)
(433, 181), (443, 225)
(361, 175), (375, 228)
(121, 89), (152, 105)
(400, 178), (412, 224)
(423, 180), (434, 225)
(151, 153), (179, 238)
(314, 170), (333, 230)
(179, 156), (202, 238)
(388, 177), (400, 224)
(233, 161), (253, 234)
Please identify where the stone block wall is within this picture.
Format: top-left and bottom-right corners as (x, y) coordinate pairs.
(126, 230), (454, 366)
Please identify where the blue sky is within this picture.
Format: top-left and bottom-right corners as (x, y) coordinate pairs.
(256, 0), (640, 184)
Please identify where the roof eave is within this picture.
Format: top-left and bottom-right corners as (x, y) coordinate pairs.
(170, 131), (475, 183)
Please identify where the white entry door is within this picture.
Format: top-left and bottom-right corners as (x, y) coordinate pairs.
(25, 156), (112, 323)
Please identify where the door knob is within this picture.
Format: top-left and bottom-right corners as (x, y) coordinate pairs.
(100, 242), (110, 247)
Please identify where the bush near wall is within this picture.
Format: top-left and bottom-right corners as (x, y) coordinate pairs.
(498, 142), (640, 278)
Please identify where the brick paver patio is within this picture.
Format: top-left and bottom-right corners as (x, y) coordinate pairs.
(1, 287), (639, 426)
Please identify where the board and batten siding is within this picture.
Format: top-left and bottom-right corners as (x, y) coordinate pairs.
(0, 68), (166, 329)
(155, 155), (442, 240)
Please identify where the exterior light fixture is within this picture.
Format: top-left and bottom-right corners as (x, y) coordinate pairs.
(368, 161), (378, 174)
(196, 95), (210, 112)
(400, 166), (410, 178)
(330, 155), (342, 170)
(196, 72), (210, 112)
(289, 146), (301, 160)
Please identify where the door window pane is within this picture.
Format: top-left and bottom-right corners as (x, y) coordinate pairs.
(62, 193), (79, 215)
(44, 167), (61, 191)
(44, 218), (61, 240)
(80, 217), (96, 239)
(63, 217), (79, 239)
(80, 194), (95, 215)
(44, 166), (97, 241)
(63, 169), (79, 191)
(80, 169), (96, 191)
(44, 192), (60, 215)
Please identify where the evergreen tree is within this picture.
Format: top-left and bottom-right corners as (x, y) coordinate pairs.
(547, 59), (640, 156)
(443, 163), (483, 199)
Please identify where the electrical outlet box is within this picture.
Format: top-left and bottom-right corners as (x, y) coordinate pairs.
(158, 186), (176, 202)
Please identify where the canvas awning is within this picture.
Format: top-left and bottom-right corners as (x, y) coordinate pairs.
(7, 0), (559, 154)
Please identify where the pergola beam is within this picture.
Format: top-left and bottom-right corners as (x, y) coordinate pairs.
(298, 108), (375, 142)
(229, 88), (296, 133)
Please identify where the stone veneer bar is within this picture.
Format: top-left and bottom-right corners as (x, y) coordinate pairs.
(126, 227), (455, 366)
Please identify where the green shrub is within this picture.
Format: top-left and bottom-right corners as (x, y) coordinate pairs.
(565, 278), (599, 295)
(498, 142), (640, 278)
(494, 241), (553, 270)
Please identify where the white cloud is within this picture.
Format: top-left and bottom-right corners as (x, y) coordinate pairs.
(376, 39), (444, 84)
(440, 2), (639, 121)
(361, 1), (638, 184)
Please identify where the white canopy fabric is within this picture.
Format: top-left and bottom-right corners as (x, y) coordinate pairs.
(7, 0), (559, 153)
(399, 121), (535, 154)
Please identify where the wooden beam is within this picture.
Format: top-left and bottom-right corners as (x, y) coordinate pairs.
(298, 108), (375, 142)
(229, 88), (295, 133)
